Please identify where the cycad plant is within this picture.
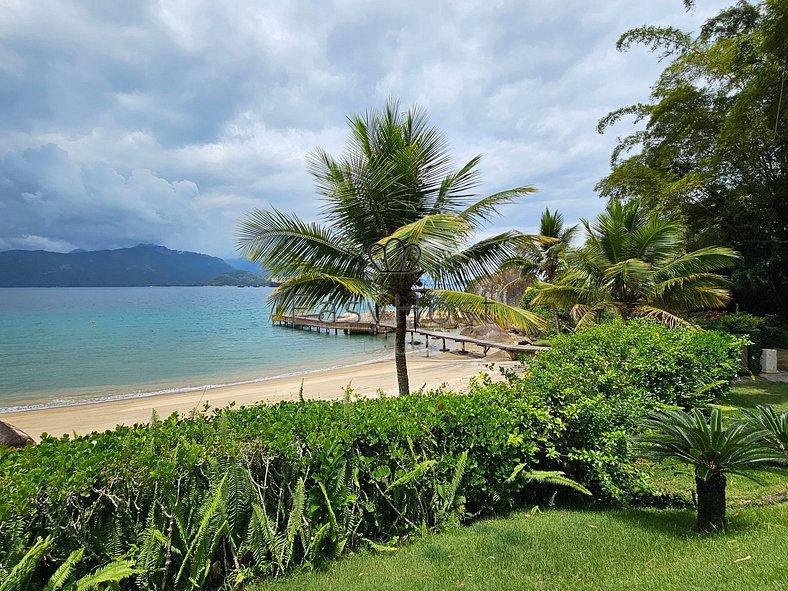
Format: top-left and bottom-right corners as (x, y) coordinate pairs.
(742, 405), (788, 456)
(533, 199), (741, 328)
(237, 100), (543, 395)
(636, 408), (786, 532)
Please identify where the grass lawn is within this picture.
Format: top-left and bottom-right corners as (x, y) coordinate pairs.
(250, 505), (788, 591)
(247, 378), (788, 591)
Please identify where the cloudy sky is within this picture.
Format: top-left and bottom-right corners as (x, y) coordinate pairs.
(0, 0), (731, 259)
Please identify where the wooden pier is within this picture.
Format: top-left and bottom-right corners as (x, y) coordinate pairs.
(273, 313), (392, 335)
(274, 314), (548, 359)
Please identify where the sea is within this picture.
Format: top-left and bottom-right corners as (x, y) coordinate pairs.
(0, 287), (395, 413)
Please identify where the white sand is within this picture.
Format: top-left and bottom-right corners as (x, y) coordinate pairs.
(1, 350), (518, 439)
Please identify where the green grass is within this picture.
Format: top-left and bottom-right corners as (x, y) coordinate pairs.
(247, 379), (788, 590)
(722, 377), (788, 413)
(249, 505), (788, 591)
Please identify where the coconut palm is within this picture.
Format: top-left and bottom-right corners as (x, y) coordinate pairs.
(533, 199), (741, 328)
(636, 408), (786, 532)
(237, 101), (543, 395)
(519, 208), (578, 333)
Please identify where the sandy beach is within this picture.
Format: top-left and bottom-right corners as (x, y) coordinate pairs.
(1, 351), (518, 440)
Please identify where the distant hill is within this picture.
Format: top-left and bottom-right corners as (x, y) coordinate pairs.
(204, 271), (273, 287)
(0, 244), (236, 287)
(224, 258), (266, 273)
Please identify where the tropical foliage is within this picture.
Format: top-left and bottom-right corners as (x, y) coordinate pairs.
(636, 408), (787, 531)
(597, 0), (788, 314)
(533, 199), (741, 328)
(237, 100), (542, 395)
(516, 208), (578, 333)
(0, 320), (745, 587)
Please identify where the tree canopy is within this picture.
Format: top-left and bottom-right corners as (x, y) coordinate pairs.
(533, 199), (741, 328)
(597, 0), (788, 314)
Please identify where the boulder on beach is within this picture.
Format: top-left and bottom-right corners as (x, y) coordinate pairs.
(0, 421), (34, 448)
(459, 324), (517, 343)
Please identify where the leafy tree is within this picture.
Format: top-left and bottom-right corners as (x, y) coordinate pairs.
(597, 0), (788, 315)
(237, 101), (542, 395)
(636, 408), (786, 532)
(532, 199), (741, 328)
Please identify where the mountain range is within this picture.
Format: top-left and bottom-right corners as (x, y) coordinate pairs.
(0, 244), (269, 287)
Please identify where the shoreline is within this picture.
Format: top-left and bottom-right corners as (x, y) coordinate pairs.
(1, 350), (518, 440)
(0, 350), (398, 415)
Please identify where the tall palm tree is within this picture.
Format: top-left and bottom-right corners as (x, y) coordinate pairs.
(237, 101), (543, 395)
(533, 199), (741, 328)
(522, 208), (578, 333)
(636, 408), (785, 532)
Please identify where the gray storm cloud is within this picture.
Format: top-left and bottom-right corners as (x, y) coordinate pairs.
(0, 1), (732, 257)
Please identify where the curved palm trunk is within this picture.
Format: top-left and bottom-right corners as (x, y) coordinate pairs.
(695, 471), (726, 532)
(395, 299), (410, 396)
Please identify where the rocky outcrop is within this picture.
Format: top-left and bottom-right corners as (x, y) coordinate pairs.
(459, 324), (517, 343)
(0, 421), (34, 448)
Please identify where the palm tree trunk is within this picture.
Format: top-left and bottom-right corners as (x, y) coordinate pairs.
(695, 471), (726, 532)
(395, 297), (410, 396)
(552, 305), (561, 334)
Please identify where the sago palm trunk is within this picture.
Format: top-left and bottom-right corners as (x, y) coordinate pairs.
(395, 298), (410, 396)
(695, 471), (726, 532)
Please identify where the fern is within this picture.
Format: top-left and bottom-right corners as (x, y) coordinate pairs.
(73, 559), (137, 591)
(0, 536), (51, 591)
(43, 548), (83, 591)
(175, 473), (229, 589)
(505, 465), (592, 496)
(387, 460), (438, 489)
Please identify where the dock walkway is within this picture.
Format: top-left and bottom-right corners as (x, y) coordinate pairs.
(275, 314), (548, 358)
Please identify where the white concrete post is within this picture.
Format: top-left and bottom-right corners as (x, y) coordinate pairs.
(761, 349), (778, 374)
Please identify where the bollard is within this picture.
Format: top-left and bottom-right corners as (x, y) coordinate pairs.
(761, 348), (778, 374)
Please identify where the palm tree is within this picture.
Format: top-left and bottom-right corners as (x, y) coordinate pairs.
(520, 208), (578, 333)
(237, 101), (543, 395)
(636, 408), (786, 532)
(533, 199), (741, 328)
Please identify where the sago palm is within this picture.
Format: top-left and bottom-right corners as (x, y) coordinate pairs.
(636, 408), (785, 532)
(533, 199), (741, 328)
(237, 100), (543, 395)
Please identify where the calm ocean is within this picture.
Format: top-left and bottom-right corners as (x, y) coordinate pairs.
(0, 287), (393, 412)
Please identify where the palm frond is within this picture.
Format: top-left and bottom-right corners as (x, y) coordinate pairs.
(656, 247), (742, 281)
(459, 186), (536, 227)
(428, 289), (545, 333)
(380, 214), (471, 274)
(636, 408), (786, 481)
(742, 406), (788, 455)
(236, 208), (366, 278)
(269, 274), (380, 318)
(433, 231), (537, 289)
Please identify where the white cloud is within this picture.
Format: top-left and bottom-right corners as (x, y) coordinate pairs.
(0, 0), (733, 257)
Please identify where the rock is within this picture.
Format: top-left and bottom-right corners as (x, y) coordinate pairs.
(0, 421), (34, 448)
(460, 324), (517, 343)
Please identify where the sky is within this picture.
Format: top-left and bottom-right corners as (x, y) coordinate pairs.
(0, 0), (732, 259)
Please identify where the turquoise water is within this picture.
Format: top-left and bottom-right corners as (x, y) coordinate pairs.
(0, 287), (393, 411)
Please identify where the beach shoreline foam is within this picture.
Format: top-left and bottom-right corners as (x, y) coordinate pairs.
(1, 351), (519, 439)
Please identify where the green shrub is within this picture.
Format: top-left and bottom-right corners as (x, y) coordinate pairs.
(0, 319), (743, 588)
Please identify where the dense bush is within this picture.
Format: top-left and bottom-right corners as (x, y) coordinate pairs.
(0, 319), (743, 589)
(694, 312), (788, 372)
